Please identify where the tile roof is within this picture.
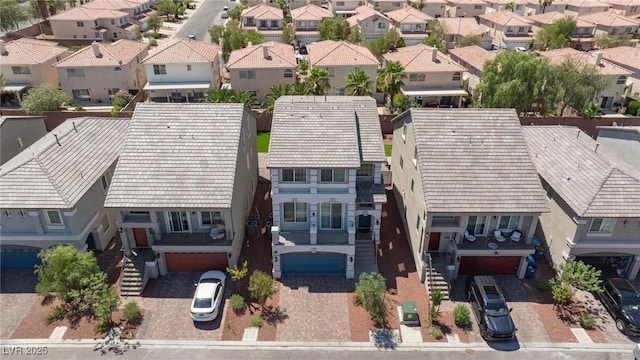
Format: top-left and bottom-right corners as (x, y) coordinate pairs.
(267, 96), (385, 168)
(579, 11), (640, 27)
(290, 3), (333, 21)
(479, 10), (532, 26)
(484, 0), (527, 4)
(104, 103), (249, 209)
(401, 108), (549, 213)
(383, 44), (467, 73)
(48, 6), (128, 20)
(0, 117), (129, 209)
(347, 5), (390, 27)
(601, 0), (640, 6)
(141, 38), (219, 64)
(386, 5), (434, 23)
(227, 41), (296, 69)
(307, 40), (379, 67)
(241, 3), (284, 20)
(522, 126), (640, 217)
(537, 48), (632, 75)
(562, 0), (609, 7)
(53, 40), (146, 67)
(524, 0), (567, 5)
(448, 45), (499, 72)
(0, 38), (67, 65)
(526, 11), (594, 27)
(438, 17), (486, 36)
(81, 0), (148, 11)
(447, 0), (489, 5)
(600, 46), (640, 71)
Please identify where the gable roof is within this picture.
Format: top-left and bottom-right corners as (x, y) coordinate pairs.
(522, 126), (640, 217)
(386, 5), (434, 23)
(562, 0), (609, 7)
(447, 0), (488, 4)
(47, 6), (128, 20)
(141, 38), (219, 64)
(399, 108), (549, 213)
(267, 96), (385, 168)
(478, 10), (532, 26)
(347, 5), (390, 27)
(307, 40), (379, 67)
(537, 48), (632, 76)
(81, 0), (148, 11)
(53, 40), (146, 67)
(438, 17), (486, 36)
(384, 44), (467, 73)
(227, 41), (296, 69)
(104, 103), (249, 209)
(241, 3), (284, 20)
(579, 11), (640, 27)
(0, 38), (67, 65)
(526, 11), (593, 27)
(600, 46), (640, 72)
(290, 3), (333, 21)
(448, 45), (499, 72)
(0, 117), (129, 209)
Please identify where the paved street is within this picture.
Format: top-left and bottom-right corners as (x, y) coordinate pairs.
(173, 0), (240, 43)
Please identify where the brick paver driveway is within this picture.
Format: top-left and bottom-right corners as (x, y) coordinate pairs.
(0, 271), (38, 339)
(134, 273), (227, 340)
(277, 276), (352, 342)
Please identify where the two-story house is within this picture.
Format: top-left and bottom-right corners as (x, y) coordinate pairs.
(438, 17), (493, 49)
(597, 126), (640, 170)
(367, 0), (406, 12)
(391, 108), (550, 285)
(81, 0), (156, 32)
(478, 10), (534, 49)
(347, 5), (393, 41)
(48, 6), (137, 41)
(601, 0), (640, 17)
(268, 96), (386, 279)
(524, 0), (567, 15)
(307, 40), (380, 95)
(0, 116), (47, 165)
(53, 40), (147, 104)
(383, 45), (468, 107)
(245, 0), (321, 9)
(563, 0), (611, 17)
(291, 3), (334, 43)
(522, 126), (640, 280)
(527, 12), (595, 50)
(578, 11), (640, 37)
(241, 3), (285, 42)
(445, 0), (489, 18)
(330, 0), (366, 17)
(141, 38), (221, 103)
(104, 103), (258, 279)
(0, 117), (129, 270)
(386, 4), (434, 45)
(484, 0), (528, 14)
(410, 0), (447, 18)
(601, 46), (640, 102)
(538, 48), (632, 109)
(0, 39), (67, 106)
(448, 45), (499, 96)
(226, 42), (297, 102)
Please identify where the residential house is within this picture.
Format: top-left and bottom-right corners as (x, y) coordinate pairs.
(392, 109), (549, 283)
(601, 46), (640, 102)
(410, 0), (447, 18)
(366, 0), (406, 12)
(0, 38), (67, 106)
(596, 126), (640, 170)
(307, 40), (380, 95)
(578, 11), (640, 37)
(141, 38), (221, 103)
(563, 0), (611, 17)
(79, 0), (156, 31)
(538, 48), (632, 109)
(438, 17), (493, 49)
(524, 0), (567, 15)
(522, 126), (640, 280)
(329, 0), (366, 18)
(268, 96), (386, 278)
(346, 5), (392, 41)
(241, 3), (284, 42)
(526, 12), (595, 50)
(104, 103), (258, 276)
(601, 0), (640, 17)
(245, 0), (321, 9)
(383, 45), (468, 107)
(53, 40), (147, 104)
(0, 116), (47, 165)
(478, 10), (534, 49)
(291, 3), (334, 43)
(48, 6), (136, 41)
(444, 0), (489, 18)
(227, 42), (297, 102)
(448, 45), (499, 96)
(0, 117), (129, 269)
(386, 4), (434, 45)
(484, 0), (528, 15)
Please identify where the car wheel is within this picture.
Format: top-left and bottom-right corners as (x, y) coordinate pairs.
(615, 318), (626, 333)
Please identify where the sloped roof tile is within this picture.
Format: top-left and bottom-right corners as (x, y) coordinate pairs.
(53, 40), (146, 67)
(290, 3), (334, 21)
(0, 38), (67, 65)
(307, 40), (379, 67)
(384, 44), (467, 73)
(227, 41), (296, 69)
(141, 38), (219, 64)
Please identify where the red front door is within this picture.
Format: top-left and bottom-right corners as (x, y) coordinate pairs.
(133, 228), (148, 247)
(428, 232), (441, 251)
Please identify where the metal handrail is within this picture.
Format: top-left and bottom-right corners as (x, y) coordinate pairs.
(424, 251), (435, 295)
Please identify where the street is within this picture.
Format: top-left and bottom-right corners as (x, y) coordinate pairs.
(173, 0), (241, 43)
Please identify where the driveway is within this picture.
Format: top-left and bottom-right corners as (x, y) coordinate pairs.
(135, 273), (227, 340)
(575, 289), (640, 345)
(0, 271), (38, 339)
(276, 276), (351, 342)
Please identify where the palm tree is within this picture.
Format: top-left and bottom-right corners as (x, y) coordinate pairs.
(206, 89), (258, 108)
(345, 69), (373, 96)
(262, 84), (295, 113)
(232, 90), (259, 108)
(538, 0), (553, 13)
(306, 67), (331, 95)
(505, 1), (515, 11)
(581, 103), (603, 119)
(292, 82), (311, 95)
(377, 61), (406, 102)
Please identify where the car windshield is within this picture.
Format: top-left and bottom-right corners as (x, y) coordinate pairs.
(485, 302), (509, 316)
(622, 297), (640, 312)
(193, 279), (221, 308)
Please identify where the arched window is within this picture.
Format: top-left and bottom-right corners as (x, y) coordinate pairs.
(284, 69), (293, 78)
(452, 72), (461, 81)
(616, 76), (627, 85)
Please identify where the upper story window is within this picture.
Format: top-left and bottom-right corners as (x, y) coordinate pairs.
(517, 26), (525, 33)
(284, 69), (293, 78)
(378, 22), (386, 29)
(356, 163), (374, 177)
(589, 218), (615, 234)
(498, 215), (521, 231)
(271, 20), (278, 28)
(199, 211), (222, 226)
(617, 76), (627, 85)
(101, 169), (112, 192)
(240, 70), (256, 79)
(281, 168), (306, 182)
(320, 169), (347, 183)
(76, 21), (84, 27)
(187, 64), (192, 71)
(474, 4), (482, 9)
(409, 73), (425, 81)
(246, 17), (254, 25)
(452, 72), (461, 81)
(45, 210), (64, 227)
(402, 123), (407, 141)
(336, 1), (344, 5)
(12, 66), (31, 75)
(67, 68), (85, 77)
(260, 20), (267, 27)
(413, 145), (418, 167)
(111, 19), (116, 25)
(283, 202), (307, 222)
(153, 64), (167, 75)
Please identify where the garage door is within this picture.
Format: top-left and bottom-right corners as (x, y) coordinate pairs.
(165, 253), (228, 272)
(458, 256), (521, 276)
(281, 252), (346, 275)
(1, 246), (42, 270)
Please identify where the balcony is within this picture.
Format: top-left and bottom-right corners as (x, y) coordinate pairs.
(456, 234), (534, 252)
(277, 230), (350, 246)
(155, 232), (231, 247)
(121, 213), (152, 224)
(430, 217), (461, 229)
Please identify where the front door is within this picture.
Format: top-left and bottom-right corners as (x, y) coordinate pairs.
(133, 228), (148, 247)
(358, 215), (372, 232)
(428, 232), (441, 251)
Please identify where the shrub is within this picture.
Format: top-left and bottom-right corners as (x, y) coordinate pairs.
(149, 39), (158, 47)
(431, 327), (443, 339)
(453, 304), (471, 328)
(628, 100), (640, 116)
(45, 305), (67, 324)
(95, 321), (111, 334)
(352, 292), (362, 305)
(551, 281), (573, 305)
(123, 301), (141, 322)
(151, 32), (161, 39)
(249, 315), (263, 327)
(429, 306), (441, 324)
(580, 312), (595, 329)
(74, 106), (86, 111)
(230, 294), (244, 312)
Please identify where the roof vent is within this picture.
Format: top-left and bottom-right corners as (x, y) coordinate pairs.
(53, 134), (61, 146)
(0, 40), (6, 55)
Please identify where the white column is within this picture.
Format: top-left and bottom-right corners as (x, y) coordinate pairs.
(373, 204), (382, 245)
(150, 211), (161, 240)
(115, 211), (132, 256)
(347, 203), (356, 245)
(348, 169), (356, 194)
(374, 163), (382, 185)
(272, 199), (280, 245)
(28, 211), (44, 235)
(271, 169), (280, 194)
(516, 256), (528, 279)
(310, 202), (317, 245)
(346, 249), (355, 279)
(526, 216), (539, 244)
(628, 255), (640, 280)
(310, 169), (317, 194)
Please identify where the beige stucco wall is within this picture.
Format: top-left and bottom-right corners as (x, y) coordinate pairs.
(358, 17), (392, 41)
(445, 3), (488, 17)
(1, 57), (62, 88)
(370, 0), (404, 12)
(229, 67), (296, 102)
(322, 64), (378, 95)
(403, 71), (463, 90)
(50, 19), (136, 40)
(0, 117), (47, 165)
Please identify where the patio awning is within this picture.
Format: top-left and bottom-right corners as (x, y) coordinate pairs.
(143, 82), (211, 90)
(401, 89), (468, 97)
(2, 83), (30, 92)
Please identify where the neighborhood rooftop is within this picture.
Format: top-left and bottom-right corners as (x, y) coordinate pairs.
(104, 103), (248, 209)
(522, 126), (640, 218)
(53, 40), (146, 67)
(402, 108), (550, 214)
(141, 38), (219, 64)
(307, 40), (379, 67)
(226, 41), (296, 69)
(383, 44), (468, 73)
(0, 38), (67, 65)
(0, 117), (130, 209)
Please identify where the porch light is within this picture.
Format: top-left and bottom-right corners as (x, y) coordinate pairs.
(494, 251), (499, 256)
(228, 253), (232, 259)
(349, 256), (354, 263)
(118, 228), (123, 233)
(274, 256), (278, 263)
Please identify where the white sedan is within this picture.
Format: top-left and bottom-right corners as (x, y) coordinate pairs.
(190, 270), (226, 322)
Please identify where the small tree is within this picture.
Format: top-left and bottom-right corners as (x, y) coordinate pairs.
(21, 84), (73, 115)
(0, 0), (29, 32)
(297, 60), (308, 75)
(226, 260), (249, 292)
(147, 13), (163, 32)
(581, 103), (603, 119)
(354, 272), (388, 326)
(306, 67), (331, 95)
(345, 69), (373, 96)
(248, 270), (276, 309)
(156, 0), (176, 20)
(228, 5), (246, 20)
(281, 23), (296, 45)
(453, 304), (471, 328)
(318, 18), (351, 41)
(549, 260), (602, 308)
(429, 289), (444, 324)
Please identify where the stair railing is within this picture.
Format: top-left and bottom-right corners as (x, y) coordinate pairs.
(424, 251), (435, 295)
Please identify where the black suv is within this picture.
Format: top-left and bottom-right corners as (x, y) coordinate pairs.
(467, 275), (517, 341)
(600, 278), (640, 335)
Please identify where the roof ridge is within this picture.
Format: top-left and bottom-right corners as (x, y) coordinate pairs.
(36, 155), (73, 208)
(582, 167), (616, 216)
(13, 38), (40, 64)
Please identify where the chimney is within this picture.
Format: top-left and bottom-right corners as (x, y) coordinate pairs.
(592, 51), (603, 66)
(91, 41), (101, 57)
(247, 41), (253, 48)
(262, 42), (270, 59)
(64, 2), (71, 10)
(431, 46), (438, 62)
(0, 40), (5, 55)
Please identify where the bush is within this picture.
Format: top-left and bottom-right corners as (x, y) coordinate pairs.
(628, 100), (640, 116)
(123, 301), (141, 322)
(151, 32), (161, 39)
(551, 281), (573, 305)
(429, 306), (441, 324)
(74, 106), (86, 111)
(149, 39), (158, 47)
(352, 292), (362, 305)
(45, 305), (67, 324)
(431, 327), (443, 339)
(95, 321), (111, 334)
(230, 294), (244, 312)
(580, 312), (595, 329)
(249, 315), (263, 327)
(453, 304), (471, 328)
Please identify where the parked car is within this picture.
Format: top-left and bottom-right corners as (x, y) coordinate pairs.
(298, 43), (308, 56)
(221, 10), (229, 18)
(467, 275), (517, 341)
(599, 278), (640, 335)
(190, 270), (226, 322)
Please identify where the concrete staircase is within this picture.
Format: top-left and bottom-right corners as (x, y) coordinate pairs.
(354, 237), (378, 278)
(120, 250), (154, 297)
(425, 255), (450, 301)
